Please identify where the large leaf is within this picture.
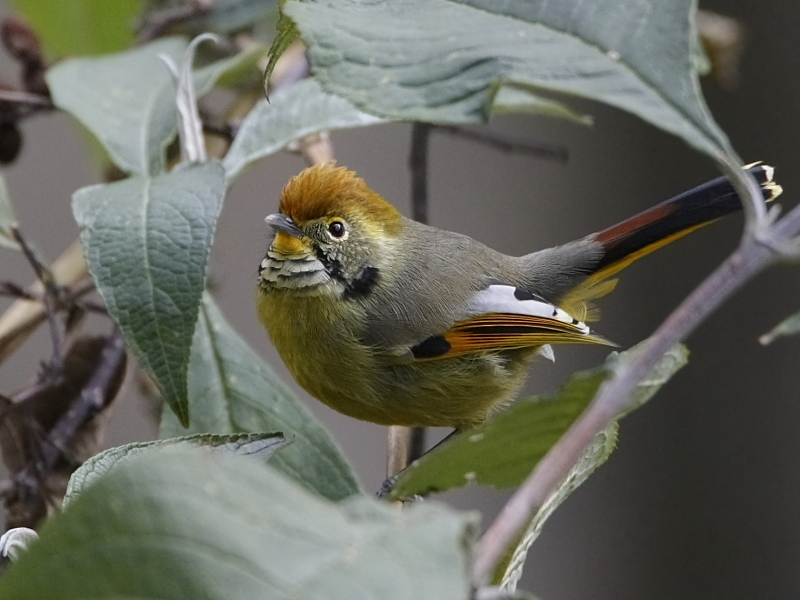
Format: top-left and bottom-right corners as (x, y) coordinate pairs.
(162, 292), (361, 501)
(73, 162), (227, 426)
(47, 38), (253, 176)
(64, 432), (288, 506)
(0, 448), (476, 600)
(9, 0), (142, 57)
(223, 78), (384, 180)
(285, 0), (733, 159)
(494, 345), (689, 591)
(390, 345), (689, 499)
(494, 426), (618, 591)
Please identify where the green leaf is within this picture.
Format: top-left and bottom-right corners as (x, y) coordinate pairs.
(0, 448), (476, 600)
(224, 79), (384, 179)
(760, 311), (800, 345)
(162, 292), (361, 501)
(286, 0), (734, 159)
(494, 425), (618, 591)
(494, 345), (689, 591)
(0, 175), (19, 251)
(9, 0), (143, 57)
(263, 8), (300, 95)
(492, 86), (592, 126)
(390, 345), (689, 499)
(391, 370), (606, 500)
(47, 38), (255, 176)
(73, 162), (227, 426)
(64, 432), (288, 506)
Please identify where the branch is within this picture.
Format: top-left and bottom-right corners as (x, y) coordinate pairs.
(409, 123), (432, 223)
(293, 131), (333, 166)
(11, 224), (64, 367)
(405, 122), (435, 464)
(37, 331), (126, 468)
(473, 198), (800, 584)
(0, 240), (88, 365)
(717, 153), (767, 240)
(0, 89), (52, 108)
(385, 123), (435, 476)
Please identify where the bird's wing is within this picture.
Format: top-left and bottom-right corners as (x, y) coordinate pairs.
(407, 283), (614, 361)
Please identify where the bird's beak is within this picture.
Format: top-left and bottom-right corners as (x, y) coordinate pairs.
(265, 213), (305, 238)
(265, 213), (312, 257)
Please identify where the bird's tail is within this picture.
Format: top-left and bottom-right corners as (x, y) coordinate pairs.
(560, 164), (782, 319)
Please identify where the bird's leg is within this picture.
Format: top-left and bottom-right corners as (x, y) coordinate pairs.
(376, 428), (463, 499)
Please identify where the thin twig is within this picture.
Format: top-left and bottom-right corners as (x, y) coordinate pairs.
(0, 89), (52, 107)
(402, 122), (435, 466)
(408, 428), (426, 464)
(0, 240), (88, 365)
(473, 199), (800, 584)
(718, 154), (768, 239)
(11, 224), (63, 367)
(387, 123), (433, 476)
(434, 125), (569, 163)
(74, 300), (107, 315)
(0, 282), (37, 301)
(409, 123), (432, 223)
(202, 121), (237, 142)
(386, 427), (410, 479)
(294, 131), (333, 166)
(40, 331), (126, 466)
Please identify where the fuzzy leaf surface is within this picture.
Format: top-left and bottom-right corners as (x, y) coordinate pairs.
(73, 163), (227, 426)
(0, 448), (476, 600)
(47, 38), (252, 176)
(64, 432), (288, 506)
(286, 0), (732, 158)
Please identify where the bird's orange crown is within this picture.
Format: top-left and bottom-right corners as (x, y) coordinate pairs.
(280, 163), (403, 235)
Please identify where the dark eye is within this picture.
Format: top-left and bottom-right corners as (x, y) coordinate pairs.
(328, 220), (346, 238)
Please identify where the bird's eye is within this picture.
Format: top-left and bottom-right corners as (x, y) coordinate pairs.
(328, 220), (346, 238)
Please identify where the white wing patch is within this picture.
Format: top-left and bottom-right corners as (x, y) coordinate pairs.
(467, 284), (591, 335)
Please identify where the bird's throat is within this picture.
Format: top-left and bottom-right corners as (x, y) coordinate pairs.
(258, 252), (336, 294)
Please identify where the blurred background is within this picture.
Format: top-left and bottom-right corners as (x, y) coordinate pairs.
(1, 0), (799, 598)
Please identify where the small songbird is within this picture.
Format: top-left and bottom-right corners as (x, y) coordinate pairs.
(257, 163), (780, 429)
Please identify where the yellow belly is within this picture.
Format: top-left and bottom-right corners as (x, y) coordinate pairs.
(257, 289), (537, 428)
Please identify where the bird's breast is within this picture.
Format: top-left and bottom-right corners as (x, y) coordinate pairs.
(256, 289), (395, 422)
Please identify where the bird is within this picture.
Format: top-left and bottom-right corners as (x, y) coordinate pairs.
(256, 163), (781, 430)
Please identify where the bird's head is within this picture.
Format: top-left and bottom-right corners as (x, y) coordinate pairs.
(259, 163), (404, 297)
